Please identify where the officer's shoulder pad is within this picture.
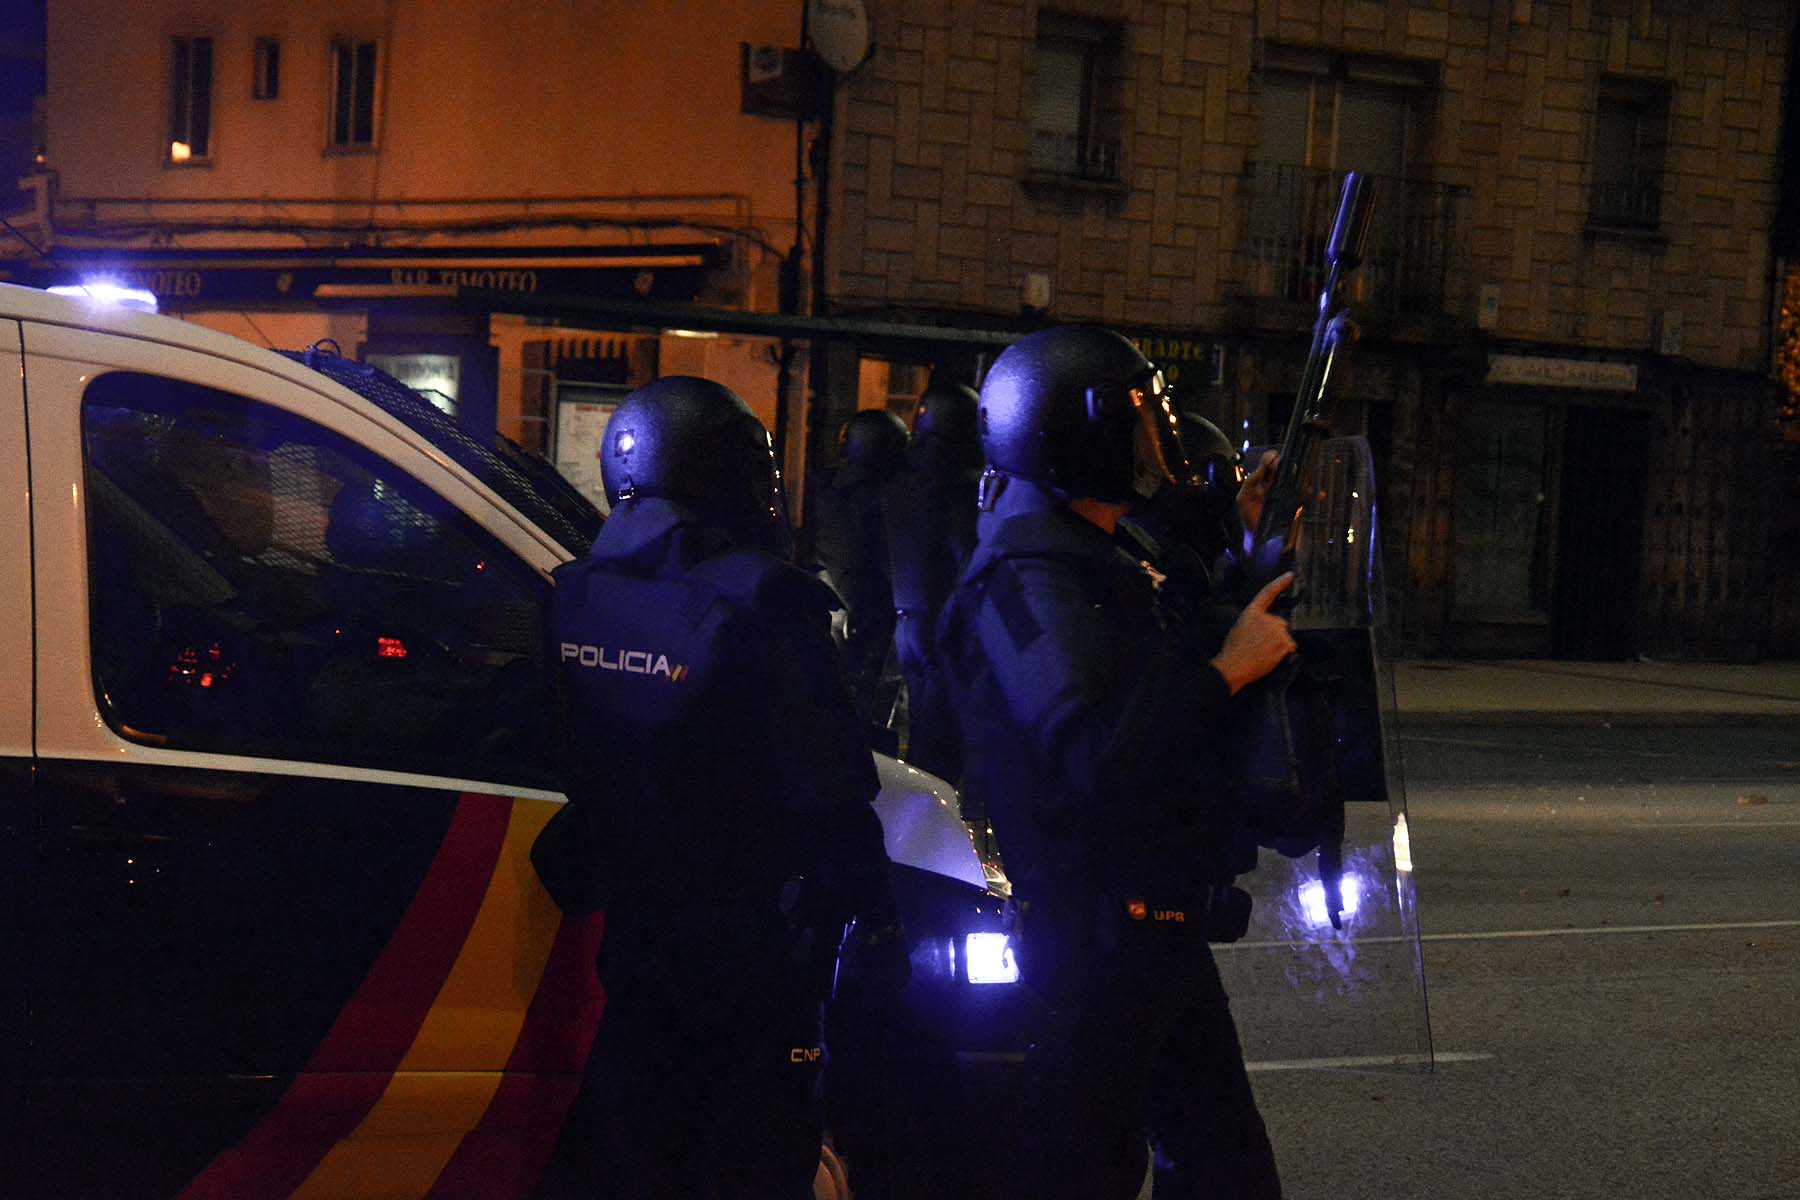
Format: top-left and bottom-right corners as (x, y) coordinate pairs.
(694, 549), (839, 614)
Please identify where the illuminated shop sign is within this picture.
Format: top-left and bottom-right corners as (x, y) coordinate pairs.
(1128, 334), (1221, 392)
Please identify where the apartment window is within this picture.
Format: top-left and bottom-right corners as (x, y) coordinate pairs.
(1027, 14), (1119, 183)
(1254, 45), (1424, 177)
(167, 35), (212, 162)
(1589, 76), (1669, 233)
(330, 39), (378, 148)
(1248, 46), (1436, 305)
(252, 39), (281, 100)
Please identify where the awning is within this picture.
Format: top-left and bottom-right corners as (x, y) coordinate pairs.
(459, 287), (1026, 357)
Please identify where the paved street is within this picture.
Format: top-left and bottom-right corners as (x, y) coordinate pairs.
(1237, 705), (1800, 1200)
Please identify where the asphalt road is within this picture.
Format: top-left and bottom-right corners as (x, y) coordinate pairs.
(1231, 720), (1800, 1200)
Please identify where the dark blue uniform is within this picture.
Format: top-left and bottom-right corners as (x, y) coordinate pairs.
(938, 478), (1280, 1200)
(813, 463), (896, 723)
(543, 496), (892, 1199)
(881, 436), (980, 782)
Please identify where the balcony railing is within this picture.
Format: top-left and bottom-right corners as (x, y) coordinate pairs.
(1027, 129), (1122, 184)
(1587, 180), (1662, 233)
(1236, 162), (1469, 319)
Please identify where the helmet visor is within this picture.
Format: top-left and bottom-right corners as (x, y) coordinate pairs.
(1118, 366), (1196, 497)
(746, 425), (795, 560)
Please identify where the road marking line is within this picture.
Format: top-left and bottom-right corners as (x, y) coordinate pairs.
(1246, 1051), (1492, 1073)
(1220, 918), (1800, 951)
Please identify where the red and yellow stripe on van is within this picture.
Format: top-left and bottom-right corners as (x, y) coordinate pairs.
(179, 793), (607, 1200)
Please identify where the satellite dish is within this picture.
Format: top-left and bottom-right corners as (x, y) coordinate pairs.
(809, 0), (870, 73)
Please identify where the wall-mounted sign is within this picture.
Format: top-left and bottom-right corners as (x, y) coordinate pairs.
(1486, 353), (1638, 393)
(1128, 333), (1218, 394)
(554, 385), (629, 515)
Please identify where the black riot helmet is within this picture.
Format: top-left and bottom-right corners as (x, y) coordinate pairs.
(1182, 413), (1243, 489)
(600, 375), (790, 555)
(837, 407), (910, 477)
(979, 325), (1193, 503)
(912, 380), (980, 446)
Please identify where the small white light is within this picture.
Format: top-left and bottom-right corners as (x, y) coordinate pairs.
(615, 431), (635, 454)
(963, 932), (1019, 984)
(169, 140), (192, 162)
(1393, 813), (1413, 873)
(1299, 874), (1363, 929)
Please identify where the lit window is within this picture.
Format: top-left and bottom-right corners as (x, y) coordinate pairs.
(330, 39), (378, 148)
(253, 38), (281, 100)
(168, 35), (213, 162)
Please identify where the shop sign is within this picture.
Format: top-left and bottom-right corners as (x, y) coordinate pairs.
(386, 268), (539, 291)
(1486, 353), (1637, 392)
(1130, 335), (1217, 389)
(6, 253), (712, 306)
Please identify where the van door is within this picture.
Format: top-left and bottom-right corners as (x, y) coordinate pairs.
(0, 317), (31, 1155)
(20, 326), (602, 1198)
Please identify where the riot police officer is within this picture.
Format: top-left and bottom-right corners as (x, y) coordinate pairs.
(542, 376), (900, 1199)
(882, 380), (981, 782)
(813, 407), (909, 725)
(937, 326), (1294, 1199)
(1124, 412), (1280, 621)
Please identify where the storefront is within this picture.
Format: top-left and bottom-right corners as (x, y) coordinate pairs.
(1443, 353), (1651, 660)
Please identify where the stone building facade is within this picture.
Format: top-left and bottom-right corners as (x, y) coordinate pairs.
(828, 0), (1794, 659)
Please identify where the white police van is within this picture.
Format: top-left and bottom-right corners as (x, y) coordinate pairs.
(0, 282), (1021, 1198)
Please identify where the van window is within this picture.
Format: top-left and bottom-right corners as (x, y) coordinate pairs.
(82, 372), (557, 787)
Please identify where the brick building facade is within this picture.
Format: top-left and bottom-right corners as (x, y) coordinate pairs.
(827, 0), (1794, 659)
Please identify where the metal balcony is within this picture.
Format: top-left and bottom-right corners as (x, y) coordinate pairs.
(1586, 180), (1662, 234)
(1236, 162), (1469, 319)
(1027, 129), (1122, 184)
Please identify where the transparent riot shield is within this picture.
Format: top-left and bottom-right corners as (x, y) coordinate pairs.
(1213, 435), (1433, 1072)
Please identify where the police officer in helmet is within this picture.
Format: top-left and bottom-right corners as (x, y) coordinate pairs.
(882, 379), (982, 783)
(937, 327), (1293, 1198)
(541, 376), (901, 1198)
(813, 407), (909, 725)
(1125, 411), (1277, 587)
